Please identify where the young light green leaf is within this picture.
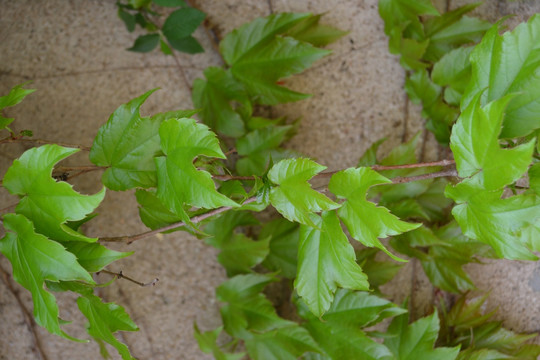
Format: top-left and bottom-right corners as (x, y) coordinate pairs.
(451, 94), (535, 190)
(431, 46), (473, 92)
(162, 8), (205, 54)
(194, 324), (245, 360)
(378, 0), (439, 40)
(62, 242), (132, 273)
(0, 82), (35, 130)
(329, 167), (420, 261)
(261, 218), (299, 279)
(268, 158), (338, 226)
(462, 15), (540, 138)
(446, 181), (540, 260)
(231, 36), (330, 105)
(90, 89), (197, 190)
(3, 145), (105, 242)
(127, 33), (160, 52)
(0, 214), (93, 340)
(155, 118), (238, 223)
(295, 211), (369, 317)
(244, 325), (321, 360)
(77, 293), (138, 360)
(286, 14), (348, 47)
(385, 310), (460, 360)
(192, 67), (250, 137)
(220, 12), (311, 65)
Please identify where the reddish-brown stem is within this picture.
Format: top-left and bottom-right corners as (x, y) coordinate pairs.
(0, 137), (91, 151)
(315, 159), (456, 178)
(99, 197), (258, 244)
(391, 168), (458, 184)
(213, 174), (256, 181)
(56, 165), (104, 172)
(0, 264), (49, 360)
(99, 269), (159, 287)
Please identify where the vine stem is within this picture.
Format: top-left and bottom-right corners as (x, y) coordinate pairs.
(99, 169), (457, 244)
(0, 137), (91, 151)
(99, 269), (159, 287)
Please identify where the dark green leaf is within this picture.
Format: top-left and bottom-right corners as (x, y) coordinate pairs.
(127, 33), (160, 52)
(152, 0), (187, 7)
(287, 14), (348, 47)
(162, 7), (205, 39)
(117, 8), (136, 32)
(63, 242), (131, 273)
(135, 189), (182, 230)
(357, 138), (386, 167)
(167, 35), (204, 54)
(194, 324), (245, 360)
(261, 218), (299, 278)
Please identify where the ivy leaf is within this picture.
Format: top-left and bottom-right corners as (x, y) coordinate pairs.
(77, 293), (138, 360)
(231, 35), (330, 105)
(3, 145), (105, 242)
(529, 163), (540, 196)
(261, 218), (299, 279)
(0, 214), (93, 340)
(385, 310), (460, 360)
(268, 158), (338, 227)
(194, 324), (245, 360)
(192, 67), (251, 137)
(90, 89), (197, 190)
(462, 15), (540, 138)
(445, 181), (540, 260)
(329, 167), (420, 261)
(155, 118), (238, 223)
(216, 233), (270, 276)
(357, 249), (403, 290)
(62, 242), (132, 273)
(127, 34), (160, 52)
(162, 8), (205, 54)
(135, 189), (182, 230)
(451, 94), (535, 190)
(0, 82), (35, 130)
(295, 211), (369, 317)
(286, 14), (348, 47)
(217, 273), (293, 337)
(432, 46), (474, 95)
(220, 12), (311, 65)
(357, 138), (386, 167)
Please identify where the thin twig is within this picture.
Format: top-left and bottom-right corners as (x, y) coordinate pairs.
(170, 51), (193, 92)
(99, 269), (159, 287)
(0, 264), (49, 360)
(391, 168), (458, 184)
(212, 174), (256, 181)
(56, 165), (104, 172)
(99, 197), (258, 244)
(0, 137), (91, 151)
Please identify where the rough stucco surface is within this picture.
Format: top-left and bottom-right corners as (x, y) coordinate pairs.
(0, 0), (540, 359)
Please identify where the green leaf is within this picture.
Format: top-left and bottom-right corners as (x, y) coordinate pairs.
(329, 167), (420, 261)
(357, 249), (403, 289)
(0, 82), (36, 130)
(77, 293), (138, 360)
(162, 8), (205, 53)
(286, 14), (348, 47)
(378, 0), (439, 39)
(192, 67), (250, 137)
(357, 138), (386, 167)
(446, 181), (540, 260)
(451, 94), (535, 190)
(261, 218), (299, 279)
(118, 7), (136, 32)
(160, 38), (173, 55)
(90, 89), (197, 190)
(529, 162), (540, 196)
(135, 189), (182, 230)
(0, 214), (93, 340)
(152, 0), (187, 7)
(194, 324), (245, 360)
(220, 12), (311, 66)
(217, 273), (293, 337)
(432, 46), (473, 92)
(217, 233), (270, 276)
(127, 33), (160, 52)
(295, 211), (369, 317)
(462, 15), (540, 138)
(155, 118), (238, 223)
(62, 242), (132, 273)
(231, 36), (330, 105)
(385, 310), (460, 360)
(4, 145), (105, 242)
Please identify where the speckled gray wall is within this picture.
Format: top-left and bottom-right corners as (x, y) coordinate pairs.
(1, 0), (540, 359)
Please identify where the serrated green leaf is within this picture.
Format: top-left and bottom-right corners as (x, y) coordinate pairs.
(261, 218), (299, 279)
(231, 35), (330, 105)
(462, 15), (540, 138)
(192, 67), (250, 137)
(0, 214), (93, 340)
(162, 8), (205, 53)
(217, 233), (270, 276)
(295, 211), (369, 317)
(268, 158), (338, 226)
(194, 324), (245, 360)
(286, 14), (348, 47)
(432, 46), (473, 92)
(62, 242), (132, 273)
(451, 94), (535, 190)
(385, 310), (460, 360)
(329, 167), (420, 261)
(529, 162), (540, 196)
(91, 89), (197, 190)
(3, 145), (105, 242)
(155, 118), (238, 223)
(446, 181), (540, 260)
(357, 249), (403, 289)
(0, 83), (35, 131)
(220, 12), (311, 65)
(77, 293), (138, 360)
(357, 137), (386, 167)
(167, 35), (204, 54)
(217, 273), (292, 337)
(244, 325), (321, 360)
(204, 211), (258, 247)
(135, 189), (182, 230)
(128, 33), (160, 52)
